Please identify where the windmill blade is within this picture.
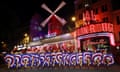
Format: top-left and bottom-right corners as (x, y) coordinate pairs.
(54, 14), (67, 25)
(41, 3), (53, 14)
(41, 14), (53, 27)
(54, 1), (66, 13)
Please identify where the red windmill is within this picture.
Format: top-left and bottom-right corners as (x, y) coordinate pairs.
(41, 1), (67, 35)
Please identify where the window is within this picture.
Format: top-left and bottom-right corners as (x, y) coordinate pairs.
(101, 4), (108, 12)
(78, 4), (83, 9)
(102, 17), (108, 22)
(116, 16), (120, 24)
(111, 0), (120, 10)
(92, 0), (98, 3)
(79, 14), (83, 19)
(94, 8), (98, 14)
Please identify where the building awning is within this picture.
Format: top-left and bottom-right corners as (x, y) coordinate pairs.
(42, 33), (74, 44)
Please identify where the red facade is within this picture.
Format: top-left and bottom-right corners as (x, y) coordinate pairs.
(74, 0), (120, 45)
(48, 16), (62, 35)
(74, 0), (120, 64)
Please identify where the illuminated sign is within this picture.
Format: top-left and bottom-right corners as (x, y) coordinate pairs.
(45, 32), (56, 38)
(4, 52), (114, 68)
(78, 33), (115, 46)
(76, 23), (113, 36)
(32, 37), (40, 41)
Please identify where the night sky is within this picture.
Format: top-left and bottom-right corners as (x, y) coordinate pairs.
(0, 0), (75, 49)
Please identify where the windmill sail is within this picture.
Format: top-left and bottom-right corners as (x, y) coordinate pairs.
(41, 1), (67, 27)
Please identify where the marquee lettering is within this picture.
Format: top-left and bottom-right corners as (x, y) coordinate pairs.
(89, 25), (95, 33)
(76, 23), (113, 37)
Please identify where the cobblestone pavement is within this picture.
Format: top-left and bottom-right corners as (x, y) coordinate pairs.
(0, 64), (120, 72)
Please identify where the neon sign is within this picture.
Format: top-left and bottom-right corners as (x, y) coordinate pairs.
(76, 23), (113, 36)
(4, 52), (114, 68)
(83, 10), (96, 25)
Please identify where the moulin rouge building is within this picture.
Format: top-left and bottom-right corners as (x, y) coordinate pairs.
(24, 0), (119, 54)
(6, 0), (120, 69)
(74, 0), (120, 44)
(74, 0), (120, 64)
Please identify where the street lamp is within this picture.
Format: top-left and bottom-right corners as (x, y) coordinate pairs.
(23, 33), (30, 51)
(1, 41), (8, 54)
(71, 16), (76, 22)
(24, 33), (30, 44)
(24, 33), (28, 37)
(1, 41), (4, 44)
(116, 46), (120, 50)
(1, 41), (7, 49)
(71, 16), (78, 52)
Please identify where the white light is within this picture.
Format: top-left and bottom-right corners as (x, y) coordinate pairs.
(109, 33), (115, 46)
(71, 16), (76, 22)
(27, 46), (31, 49)
(2, 52), (7, 54)
(63, 33), (70, 37)
(33, 37), (40, 41)
(85, 4), (89, 7)
(116, 46), (120, 50)
(78, 33), (109, 39)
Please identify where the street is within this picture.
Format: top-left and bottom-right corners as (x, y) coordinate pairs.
(0, 64), (120, 72)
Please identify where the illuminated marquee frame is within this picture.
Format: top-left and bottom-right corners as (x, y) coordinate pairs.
(78, 33), (115, 46)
